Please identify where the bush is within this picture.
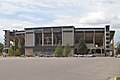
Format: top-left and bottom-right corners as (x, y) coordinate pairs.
(8, 48), (14, 56)
(34, 52), (42, 56)
(0, 52), (2, 56)
(64, 44), (71, 57)
(116, 42), (120, 55)
(55, 42), (63, 57)
(116, 77), (120, 80)
(0, 42), (3, 53)
(77, 38), (88, 55)
(15, 48), (21, 56)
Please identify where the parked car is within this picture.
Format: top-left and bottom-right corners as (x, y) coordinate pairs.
(26, 54), (36, 57)
(84, 54), (96, 57)
(2, 52), (7, 57)
(115, 54), (120, 58)
(74, 54), (84, 57)
(74, 54), (95, 57)
(39, 53), (55, 57)
(2, 48), (9, 57)
(20, 55), (25, 57)
(38, 54), (45, 57)
(46, 54), (55, 57)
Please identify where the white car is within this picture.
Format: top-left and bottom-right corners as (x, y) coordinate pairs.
(85, 54), (96, 57)
(74, 54), (84, 57)
(115, 54), (120, 58)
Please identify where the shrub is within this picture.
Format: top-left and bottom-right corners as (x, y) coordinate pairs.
(116, 42), (120, 55)
(0, 42), (3, 53)
(64, 44), (71, 57)
(77, 38), (88, 55)
(34, 52), (42, 56)
(0, 52), (2, 56)
(116, 77), (120, 80)
(8, 48), (14, 56)
(55, 42), (63, 57)
(15, 48), (21, 56)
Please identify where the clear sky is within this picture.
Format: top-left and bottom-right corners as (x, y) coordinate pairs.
(0, 0), (120, 43)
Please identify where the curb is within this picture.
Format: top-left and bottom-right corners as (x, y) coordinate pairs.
(113, 76), (118, 80)
(109, 77), (116, 80)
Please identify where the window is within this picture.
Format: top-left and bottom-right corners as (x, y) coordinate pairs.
(106, 42), (109, 44)
(44, 33), (52, 44)
(106, 37), (110, 40)
(106, 45), (110, 48)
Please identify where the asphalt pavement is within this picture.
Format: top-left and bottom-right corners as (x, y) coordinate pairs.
(0, 57), (120, 80)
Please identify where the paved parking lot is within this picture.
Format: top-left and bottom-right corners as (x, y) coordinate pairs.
(0, 57), (120, 80)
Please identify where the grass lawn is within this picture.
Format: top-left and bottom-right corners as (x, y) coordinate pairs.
(116, 77), (120, 80)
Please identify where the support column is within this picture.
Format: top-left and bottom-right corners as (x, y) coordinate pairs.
(16, 35), (21, 48)
(84, 31), (85, 41)
(72, 29), (74, 46)
(101, 48), (102, 57)
(42, 32), (44, 46)
(14, 34), (16, 56)
(93, 31), (95, 46)
(103, 32), (105, 49)
(62, 28), (63, 46)
(52, 31), (53, 46)
(33, 31), (35, 46)
(103, 31), (106, 56)
(38, 34), (40, 45)
(112, 39), (115, 56)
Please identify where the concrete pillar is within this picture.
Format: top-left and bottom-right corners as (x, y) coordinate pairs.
(103, 32), (106, 55)
(72, 29), (74, 47)
(101, 48), (102, 57)
(51, 28), (53, 46)
(93, 31), (95, 46)
(62, 28), (63, 46)
(103, 32), (105, 48)
(112, 39), (115, 56)
(84, 31), (85, 41)
(32, 30), (36, 46)
(52, 32), (53, 46)
(42, 32), (44, 46)
(16, 35), (21, 48)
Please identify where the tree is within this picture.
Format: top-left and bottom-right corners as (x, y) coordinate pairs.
(116, 42), (120, 55)
(0, 42), (3, 52)
(77, 38), (88, 55)
(64, 44), (71, 57)
(15, 48), (21, 56)
(0, 42), (3, 55)
(55, 42), (63, 57)
(8, 48), (14, 56)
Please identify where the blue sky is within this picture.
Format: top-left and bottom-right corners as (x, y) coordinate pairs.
(0, 0), (120, 43)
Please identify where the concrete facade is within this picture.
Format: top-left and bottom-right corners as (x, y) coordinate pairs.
(3, 25), (115, 56)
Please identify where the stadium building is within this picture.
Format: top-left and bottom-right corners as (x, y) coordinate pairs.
(4, 25), (115, 56)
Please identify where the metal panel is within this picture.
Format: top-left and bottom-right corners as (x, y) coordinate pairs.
(25, 30), (35, 47)
(62, 31), (74, 46)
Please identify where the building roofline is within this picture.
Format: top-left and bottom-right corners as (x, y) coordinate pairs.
(24, 26), (74, 30)
(110, 31), (115, 35)
(3, 30), (10, 31)
(75, 27), (104, 29)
